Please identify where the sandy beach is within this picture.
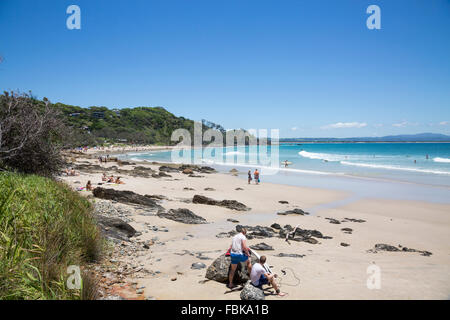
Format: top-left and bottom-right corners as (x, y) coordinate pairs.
(61, 156), (450, 300)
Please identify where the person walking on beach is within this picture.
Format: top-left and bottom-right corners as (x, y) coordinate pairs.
(228, 228), (252, 289)
(254, 169), (260, 185)
(248, 170), (252, 184)
(251, 256), (285, 297)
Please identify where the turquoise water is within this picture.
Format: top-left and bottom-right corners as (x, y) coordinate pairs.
(119, 143), (450, 203)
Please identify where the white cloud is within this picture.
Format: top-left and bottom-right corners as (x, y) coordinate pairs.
(321, 122), (367, 129)
(392, 121), (419, 127)
(291, 126), (298, 131)
(439, 121), (449, 126)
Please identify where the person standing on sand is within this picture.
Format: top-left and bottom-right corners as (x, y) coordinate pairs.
(254, 169), (260, 185)
(248, 170), (252, 184)
(228, 228), (252, 289)
(251, 256), (285, 297)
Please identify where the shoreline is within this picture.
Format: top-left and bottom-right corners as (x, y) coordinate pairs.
(61, 155), (450, 300)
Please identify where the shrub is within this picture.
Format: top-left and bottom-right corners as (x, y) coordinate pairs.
(0, 172), (102, 300)
(0, 91), (66, 177)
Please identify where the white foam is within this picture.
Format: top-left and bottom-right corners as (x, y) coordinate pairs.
(341, 161), (450, 175)
(298, 151), (346, 162)
(433, 157), (450, 163)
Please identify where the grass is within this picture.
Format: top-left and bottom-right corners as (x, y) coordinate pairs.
(0, 172), (103, 300)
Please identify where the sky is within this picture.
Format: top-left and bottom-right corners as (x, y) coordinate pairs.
(0, 0), (449, 138)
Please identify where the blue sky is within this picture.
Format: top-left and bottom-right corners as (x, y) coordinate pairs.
(0, 0), (449, 138)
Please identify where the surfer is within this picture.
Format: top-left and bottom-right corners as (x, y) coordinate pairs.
(284, 160), (289, 168)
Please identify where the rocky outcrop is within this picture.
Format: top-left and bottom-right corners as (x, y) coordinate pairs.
(205, 253), (256, 284)
(278, 201), (289, 204)
(192, 195), (250, 211)
(157, 208), (207, 224)
(240, 281), (265, 300)
(93, 188), (164, 211)
(96, 215), (136, 241)
(368, 243), (432, 256)
(277, 208), (309, 215)
(250, 243), (274, 251)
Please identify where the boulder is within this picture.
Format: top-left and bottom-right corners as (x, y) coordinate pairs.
(270, 223), (281, 230)
(182, 168), (194, 174)
(157, 208), (207, 224)
(96, 216), (136, 241)
(205, 254), (256, 284)
(240, 281), (265, 300)
(278, 201), (289, 204)
(193, 195), (250, 211)
(374, 243), (400, 252)
(93, 188), (164, 211)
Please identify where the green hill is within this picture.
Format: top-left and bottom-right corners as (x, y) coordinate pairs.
(55, 103), (210, 146)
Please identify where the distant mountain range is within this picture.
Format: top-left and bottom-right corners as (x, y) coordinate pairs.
(280, 133), (450, 143)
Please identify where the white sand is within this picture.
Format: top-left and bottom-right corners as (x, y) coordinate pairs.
(63, 159), (450, 300)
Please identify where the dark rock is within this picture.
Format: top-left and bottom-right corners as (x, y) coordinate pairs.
(145, 194), (167, 200)
(343, 218), (366, 223)
(227, 218), (240, 223)
(183, 187), (195, 191)
(278, 201), (289, 204)
(205, 253), (256, 284)
(93, 188), (164, 211)
(216, 231), (237, 238)
(250, 243), (274, 251)
(236, 225), (277, 239)
(157, 208), (207, 224)
(340, 242), (350, 247)
(191, 262), (207, 270)
(341, 228), (353, 234)
(374, 243), (400, 252)
(277, 253), (305, 258)
(159, 165), (179, 173)
(235, 188), (244, 191)
(199, 166), (216, 173)
(277, 208), (308, 215)
(240, 281), (265, 300)
(270, 223), (281, 230)
(157, 171), (172, 177)
(193, 195), (250, 211)
(325, 218), (341, 224)
(188, 174), (204, 178)
(96, 216), (136, 241)
(204, 187), (215, 191)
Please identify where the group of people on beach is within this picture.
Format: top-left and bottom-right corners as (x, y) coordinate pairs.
(227, 228), (285, 297)
(247, 169), (260, 185)
(64, 168), (78, 176)
(98, 155), (110, 163)
(102, 173), (125, 184)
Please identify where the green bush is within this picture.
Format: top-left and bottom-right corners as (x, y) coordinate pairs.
(0, 172), (102, 300)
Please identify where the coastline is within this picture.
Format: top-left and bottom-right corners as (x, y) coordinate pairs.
(61, 154), (450, 300)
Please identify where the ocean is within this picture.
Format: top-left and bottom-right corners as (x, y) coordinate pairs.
(118, 143), (450, 204)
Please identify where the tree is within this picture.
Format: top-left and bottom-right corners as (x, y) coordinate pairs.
(0, 91), (66, 176)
